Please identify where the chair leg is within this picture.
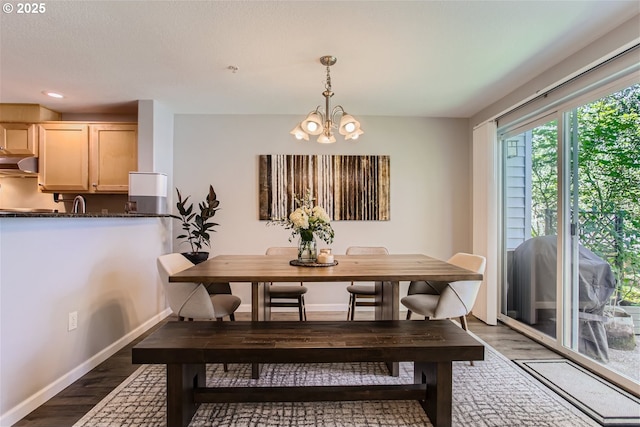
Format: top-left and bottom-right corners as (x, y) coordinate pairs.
(347, 294), (353, 320)
(298, 296), (304, 321)
(215, 318), (230, 371)
(459, 315), (468, 331)
(350, 294), (357, 321)
(406, 310), (412, 320)
(229, 313), (235, 321)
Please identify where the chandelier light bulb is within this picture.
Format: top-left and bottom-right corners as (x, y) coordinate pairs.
(345, 129), (364, 141)
(306, 122), (318, 132)
(318, 133), (336, 144)
(290, 124), (309, 141)
(344, 122), (356, 133)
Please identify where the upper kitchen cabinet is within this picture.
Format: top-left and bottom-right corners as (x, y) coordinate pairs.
(38, 123), (138, 193)
(0, 104), (59, 156)
(38, 123), (89, 192)
(90, 124), (138, 193)
(0, 123), (38, 156)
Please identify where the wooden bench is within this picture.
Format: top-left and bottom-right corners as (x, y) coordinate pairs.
(132, 320), (484, 427)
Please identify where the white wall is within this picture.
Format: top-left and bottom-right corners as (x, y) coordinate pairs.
(173, 114), (472, 308)
(0, 216), (171, 425)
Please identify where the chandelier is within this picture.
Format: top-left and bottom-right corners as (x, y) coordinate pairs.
(290, 56), (363, 143)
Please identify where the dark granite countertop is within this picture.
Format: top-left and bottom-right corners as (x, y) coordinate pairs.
(0, 211), (169, 218)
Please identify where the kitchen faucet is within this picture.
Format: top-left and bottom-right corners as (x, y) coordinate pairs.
(72, 195), (86, 214)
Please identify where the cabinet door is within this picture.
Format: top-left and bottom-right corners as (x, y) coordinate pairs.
(0, 123), (37, 156)
(38, 123), (89, 192)
(89, 124), (137, 193)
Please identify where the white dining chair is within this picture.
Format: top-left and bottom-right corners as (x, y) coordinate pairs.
(265, 247), (308, 320)
(345, 246), (389, 320)
(157, 253), (241, 322)
(401, 252), (486, 331)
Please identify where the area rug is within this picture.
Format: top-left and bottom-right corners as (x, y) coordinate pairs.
(516, 359), (640, 426)
(74, 341), (599, 427)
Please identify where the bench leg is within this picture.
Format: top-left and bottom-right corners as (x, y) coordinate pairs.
(166, 363), (205, 427)
(414, 361), (453, 427)
(251, 362), (262, 379)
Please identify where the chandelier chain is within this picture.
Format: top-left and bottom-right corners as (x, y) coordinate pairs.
(325, 65), (332, 92)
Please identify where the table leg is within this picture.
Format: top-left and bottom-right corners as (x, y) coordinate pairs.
(251, 281), (265, 321)
(250, 281), (265, 379)
(166, 363), (205, 427)
(414, 361), (453, 427)
(377, 280), (400, 376)
(375, 280), (399, 321)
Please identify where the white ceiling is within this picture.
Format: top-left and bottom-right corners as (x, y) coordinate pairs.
(0, 1), (638, 118)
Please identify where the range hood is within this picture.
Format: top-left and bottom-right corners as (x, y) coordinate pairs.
(0, 155), (38, 175)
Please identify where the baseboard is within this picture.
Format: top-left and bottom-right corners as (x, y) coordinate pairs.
(0, 308), (172, 427)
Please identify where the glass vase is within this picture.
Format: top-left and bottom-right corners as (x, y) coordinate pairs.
(298, 235), (317, 263)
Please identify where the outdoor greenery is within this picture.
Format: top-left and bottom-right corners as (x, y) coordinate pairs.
(530, 84), (640, 304)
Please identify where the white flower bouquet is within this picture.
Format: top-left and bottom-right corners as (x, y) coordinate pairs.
(270, 189), (334, 245)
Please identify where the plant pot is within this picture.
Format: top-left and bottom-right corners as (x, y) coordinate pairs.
(181, 252), (209, 264)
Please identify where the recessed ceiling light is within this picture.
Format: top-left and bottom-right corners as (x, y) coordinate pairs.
(42, 91), (64, 99)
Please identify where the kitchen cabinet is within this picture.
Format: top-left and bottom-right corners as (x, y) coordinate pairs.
(0, 123), (38, 155)
(38, 123), (89, 192)
(38, 122), (137, 193)
(90, 124), (138, 193)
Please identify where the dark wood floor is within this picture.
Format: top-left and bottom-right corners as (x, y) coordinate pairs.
(13, 311), (562, 427)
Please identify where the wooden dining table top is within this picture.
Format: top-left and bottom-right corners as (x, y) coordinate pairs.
(169, 254), (483, 283)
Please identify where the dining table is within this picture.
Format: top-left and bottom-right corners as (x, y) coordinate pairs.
(169, 253), (483, 320)
(169, 253), (484, 376)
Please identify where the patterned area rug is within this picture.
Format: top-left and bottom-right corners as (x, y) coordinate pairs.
(516, 359), (640, 426)
(74, 342), (598, 427)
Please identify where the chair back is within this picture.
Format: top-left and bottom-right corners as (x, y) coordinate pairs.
(265, 247), (298, 256)
(157, 253), (216, 319)
(265, 247), (303, 287)
(346, 246), (388, 255)
(433, 253), (486, 320)
(345, 246), (389, 287)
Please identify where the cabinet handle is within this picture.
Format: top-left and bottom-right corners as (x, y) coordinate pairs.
(92, 183), (97, 187)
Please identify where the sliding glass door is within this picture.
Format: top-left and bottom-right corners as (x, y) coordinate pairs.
(564, 86), (640, 379)
(502, 117), (559, 339)
(500, 83), (639, 392)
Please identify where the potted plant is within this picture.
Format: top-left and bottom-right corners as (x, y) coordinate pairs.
(171, 184), (220, 264)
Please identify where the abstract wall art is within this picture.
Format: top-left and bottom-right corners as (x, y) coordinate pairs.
(259, 154), (390, 221)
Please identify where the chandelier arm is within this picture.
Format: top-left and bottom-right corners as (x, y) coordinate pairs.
(330, 105), (345, 125)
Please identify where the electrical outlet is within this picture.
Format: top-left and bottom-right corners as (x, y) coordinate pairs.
(68, 311), (78, 331)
